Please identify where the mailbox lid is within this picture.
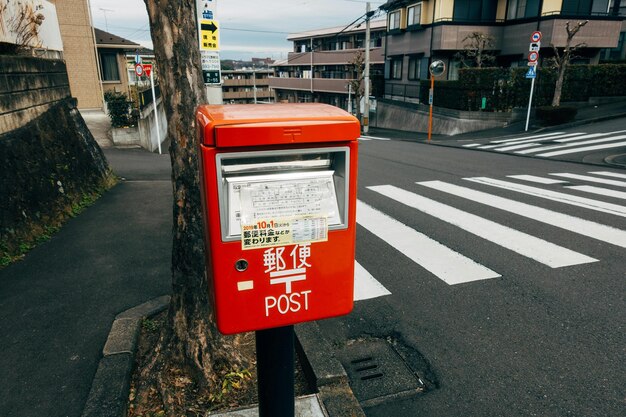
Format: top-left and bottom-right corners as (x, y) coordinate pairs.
(197, 103), (360, 147)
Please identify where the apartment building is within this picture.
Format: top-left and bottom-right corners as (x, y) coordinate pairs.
(49, 0), (102, 109)
(381, 0), (625, 100)
(269, 20), (386, 111)
(222, 69), (275, 104)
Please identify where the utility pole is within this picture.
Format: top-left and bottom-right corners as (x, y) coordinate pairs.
(363, 2), (371, 133)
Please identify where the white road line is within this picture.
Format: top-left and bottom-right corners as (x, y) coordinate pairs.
(418, 180), (626, 249)
(506, 175), (568, 184)
(480, 132), (584, 149)
(536, 140), (626, 157)
(518, 135), (626, 155)
(550, 173), (626, 187)
(356, 200), (500, 285)
(360, 135), (391, 141)
(359, 137), (371, 141)
(493, 143), (542, 152)
(354, 261), (391, 301)
(465, 177), (626, 218)
(463, 143), (482, 148)
(566, 185), (626, 200)
(489, 131), (566, 144)
(589, 171), (626, 180)
(370, 185), (596, 268)
(554, 130), (626, 143)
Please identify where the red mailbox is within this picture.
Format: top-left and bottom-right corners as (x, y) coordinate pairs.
(197, 103), (360, 334)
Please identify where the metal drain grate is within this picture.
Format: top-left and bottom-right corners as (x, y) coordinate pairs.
(337, 338), (425, 405)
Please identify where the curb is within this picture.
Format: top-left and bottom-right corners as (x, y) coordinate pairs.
(81, 295), (170, 417)
(82, 298), (363, 417)
(295, 322), (366, 417)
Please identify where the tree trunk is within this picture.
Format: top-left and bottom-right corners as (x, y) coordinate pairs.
(138, 0), (249, 412)
(552, 63), (567, 107)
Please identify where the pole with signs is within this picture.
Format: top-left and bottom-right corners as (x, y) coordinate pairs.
(196, 0), (223, 104)
(145, 65), (162, 155)
(427, 60), (445, 142)
(525, 31), (541, 132)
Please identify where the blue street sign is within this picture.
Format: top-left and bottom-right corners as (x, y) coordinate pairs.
(525, 66), (536, 79)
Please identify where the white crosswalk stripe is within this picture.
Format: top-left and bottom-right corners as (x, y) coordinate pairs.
(589, 171), (626, 180)
(479, 132), (584, 149)
(517, 134), (626, 155)
(354, 261), (391, 301)
(506, 175), (568, 184)
(550, 173), (626, 187)
(360, 135), (390, 141)
(356, 200), (501, 285)
(459, 130), (626, 159)
(566, 185), (626, 200)
(353, 172), (625, 294)
(369, 185), (596, 268)
(465, 177), (626, 218)
(417, 180), (626, 248)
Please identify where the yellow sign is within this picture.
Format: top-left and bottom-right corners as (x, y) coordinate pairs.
(199, 19), (219, 51)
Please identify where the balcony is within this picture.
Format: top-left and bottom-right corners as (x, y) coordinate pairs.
(222, 78), (270, 87)
(283, 47), (385, 66)
(269, 77), (355, 94)
(223, 90), (273, 100)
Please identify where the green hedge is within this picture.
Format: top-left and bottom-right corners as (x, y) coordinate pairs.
(420, 64), (626, 112)
(104, 91), (137, 128)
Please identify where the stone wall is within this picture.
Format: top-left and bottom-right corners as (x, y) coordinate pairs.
(0, 56), (111, 258)
(0, 56), (71, 134)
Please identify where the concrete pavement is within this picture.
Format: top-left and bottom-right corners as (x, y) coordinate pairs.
(0, 140), (172, 416)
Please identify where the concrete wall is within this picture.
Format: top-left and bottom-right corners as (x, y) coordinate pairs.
(138, 98), (167, 153)
(0, 56), (71, 134)
(373, 99), (511, 136)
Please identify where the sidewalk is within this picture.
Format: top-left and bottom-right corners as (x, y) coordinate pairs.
(368, 99), (626, 142)
(0, 144), (172, 416)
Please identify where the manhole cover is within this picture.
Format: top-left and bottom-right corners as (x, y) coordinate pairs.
(337, 337), (426, 406)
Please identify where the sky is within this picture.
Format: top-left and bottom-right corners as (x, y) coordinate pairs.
(88, 0), (386, 61)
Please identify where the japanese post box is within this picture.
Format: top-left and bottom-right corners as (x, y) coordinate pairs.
(197, 103), (360, 334)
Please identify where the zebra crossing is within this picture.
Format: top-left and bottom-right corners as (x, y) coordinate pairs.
(461, 129), (626, 158)
(353, 170), (626, 301)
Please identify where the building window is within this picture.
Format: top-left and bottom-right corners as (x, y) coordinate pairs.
(455, 0), (498, 21)
(388, 10), (401, 30)
(506, 0), (540, 19)
(99, 52), (120, 81)
(562, 0), (612, 15)
(391, 57), (403, 79)
(408, 56), (421, 80)
(407, 3), (422, 26)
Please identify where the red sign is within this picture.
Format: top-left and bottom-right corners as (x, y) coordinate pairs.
(134, 63), (144, 77)
(197, 104), (360, 334)
(531, 31), (542, 42)
(143, 64), (152, 78)
(528, 51), (539, 62)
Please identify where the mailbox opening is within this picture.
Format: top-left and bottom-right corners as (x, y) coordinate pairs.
(216, 147), (350, 241)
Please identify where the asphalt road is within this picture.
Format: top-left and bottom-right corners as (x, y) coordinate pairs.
(323, 134), (626, 416)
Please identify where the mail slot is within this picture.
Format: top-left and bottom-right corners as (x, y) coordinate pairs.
(197, 103), (360, 334)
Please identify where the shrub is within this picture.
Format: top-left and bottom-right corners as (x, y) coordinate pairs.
(535, 105), (578, 126)
(103, 91), (137, 128)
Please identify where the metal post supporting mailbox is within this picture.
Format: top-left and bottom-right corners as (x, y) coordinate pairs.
(196, 103), (360, 416)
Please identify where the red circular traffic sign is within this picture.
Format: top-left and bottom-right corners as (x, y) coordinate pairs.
(531, 31), (542, 42)
(135, 63), (144, 77)
(528, 51), (539, 62)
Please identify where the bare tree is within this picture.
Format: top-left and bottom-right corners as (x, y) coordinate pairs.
(135, 1), (250, 413)
(348, 49), (365, 120)
(455, 32), (497, 68)
(550, 20), (589, 107)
